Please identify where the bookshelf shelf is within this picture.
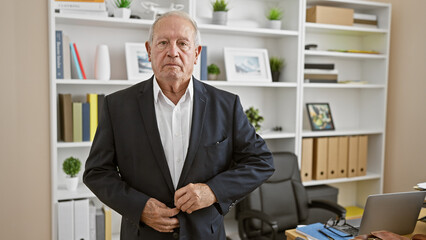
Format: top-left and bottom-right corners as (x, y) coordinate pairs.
(57, 142), (91, 148)
(305, 50), (387, 59)
(303, 83), (386, 89)
(305, 22), (388, 35)
(302, 129), (384, 138)
(303, 172), (381, 187)
(198, 23), (299, 38)
(205, 81), (298, 88)
(57, 184), (95, 201)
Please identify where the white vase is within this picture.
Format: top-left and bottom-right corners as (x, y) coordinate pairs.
(208, 74), (219, 80)
(95, 44), (111, 80)
(114, 8), (131, 19)
(65, 176), (79, 191)
(267, 20), (282, 30)
(212, 11), (228, 25)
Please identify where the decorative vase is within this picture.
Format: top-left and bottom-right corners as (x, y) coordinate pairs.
(208, 74), (219, 80)
(272, 71), (281, 82)
(65, 176), (79, 191)
(95, 44), (111, 80)
(114, 8), (131, 19)
(212, 11), (228, 25)
(267, 20), (282, 30)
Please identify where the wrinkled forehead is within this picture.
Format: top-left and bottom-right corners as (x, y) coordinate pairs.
(152, 15), (197, 41)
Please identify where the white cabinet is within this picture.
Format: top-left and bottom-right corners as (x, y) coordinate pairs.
(49, 0), (390, 238)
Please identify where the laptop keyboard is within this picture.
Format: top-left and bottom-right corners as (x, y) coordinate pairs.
(332, 224), (360, 237)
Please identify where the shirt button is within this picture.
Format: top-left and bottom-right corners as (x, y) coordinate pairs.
(173, 232), (179, 239)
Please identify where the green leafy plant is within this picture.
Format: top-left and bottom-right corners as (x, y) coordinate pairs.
(212, 0), (229, 12)
(267, 7), (283, 20)
(207, 64), (221, 75)
(63, 157), (81, 178)
(270, 57), (285, 72)
(114, 0), (132, 8)
(245, 107), (264, 132)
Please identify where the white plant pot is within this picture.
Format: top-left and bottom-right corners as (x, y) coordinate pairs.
(95, 44), (111, 80)
(208, 74), (219, 80)
(114, 8), (131, 19)
(212, 11), (228, 25)
(65, 176), (79, 191)
(267, 20), (282, 30)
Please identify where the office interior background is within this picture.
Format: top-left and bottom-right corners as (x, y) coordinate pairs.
(1, 0), (425, 239)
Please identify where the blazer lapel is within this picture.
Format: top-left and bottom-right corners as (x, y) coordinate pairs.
(177, 79), (207, 189)
(137, 78), (175, 193)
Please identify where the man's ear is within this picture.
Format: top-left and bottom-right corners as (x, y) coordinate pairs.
(194, 45), (202, 64)
(145, 41), (151, 61)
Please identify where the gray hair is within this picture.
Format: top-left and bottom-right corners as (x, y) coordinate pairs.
(147, 11), (201, 46)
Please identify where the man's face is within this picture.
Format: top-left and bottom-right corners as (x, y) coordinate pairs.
(146, 15), (201, 82)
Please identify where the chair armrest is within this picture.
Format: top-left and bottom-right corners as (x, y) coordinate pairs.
(237, 209), (278, 240)
(309, 199), (346, 219)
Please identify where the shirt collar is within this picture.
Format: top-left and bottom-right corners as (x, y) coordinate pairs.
(153, 76), (194, 104)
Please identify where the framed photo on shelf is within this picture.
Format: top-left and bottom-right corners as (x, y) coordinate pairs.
(224, 47), (272, 82)
(125, 42), (153, 81)
(306, 103), (335, 131)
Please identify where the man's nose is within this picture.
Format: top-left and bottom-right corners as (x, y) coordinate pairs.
(167, 42), (179, 58)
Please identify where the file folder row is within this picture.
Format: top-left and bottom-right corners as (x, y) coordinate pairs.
(301, 136), (368, 182)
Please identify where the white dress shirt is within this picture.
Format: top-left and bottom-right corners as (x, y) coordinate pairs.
(153, 77), (193, 189)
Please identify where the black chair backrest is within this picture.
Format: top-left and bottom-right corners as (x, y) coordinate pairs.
(240, 152), (310, 234)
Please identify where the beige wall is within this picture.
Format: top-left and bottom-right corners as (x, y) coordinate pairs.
(1, 0), (425, 239)
(0, 0), (51, 239)
(370, 0), (426, 192)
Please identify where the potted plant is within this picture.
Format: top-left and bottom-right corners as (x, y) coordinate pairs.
(245, 107), (264, 132)
(63, 156), (81, 191)
(207, 63), (221, 80)
(270, 57), (285, 82)
(211, 0), (229, 25)
(266, 7), (283, 29)
(114, 0), (132, 19)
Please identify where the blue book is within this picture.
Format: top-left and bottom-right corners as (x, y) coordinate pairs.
(296, 223), (352, 240)
(82, 102), (90, 141)
(200, 46), (207, 80)
(55, 30), (63, 79)
(70, 43), (83, 79)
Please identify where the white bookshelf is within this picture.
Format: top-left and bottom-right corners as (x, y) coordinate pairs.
(49, 0), (391, 239)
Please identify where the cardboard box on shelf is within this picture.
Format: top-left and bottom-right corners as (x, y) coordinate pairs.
(306, 6), (354, 26)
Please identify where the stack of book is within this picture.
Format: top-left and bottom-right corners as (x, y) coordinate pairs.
(54, 0), (108, 17)
(304, 63), (338, 83)
(56, 30), (87, 80)
(353, 13), (378, 28)
(58, 199), (112, 240)
(58, 93), (104, 142)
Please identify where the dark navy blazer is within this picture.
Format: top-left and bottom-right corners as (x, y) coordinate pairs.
(83, 77), (274, 240)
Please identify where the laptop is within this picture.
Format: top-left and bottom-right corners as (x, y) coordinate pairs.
(334, 191), (426, 236)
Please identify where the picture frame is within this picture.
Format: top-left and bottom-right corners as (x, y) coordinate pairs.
(306, 103), (335, 131)
(224, 47), (272, 82)
(125, 42), (153, 81)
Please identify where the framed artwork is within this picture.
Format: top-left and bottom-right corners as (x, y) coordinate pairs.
(125, 42), (153, 81)
(306, 103), (335, 131)
(224, 47), (272, 82)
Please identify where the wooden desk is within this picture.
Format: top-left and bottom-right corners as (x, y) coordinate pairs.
(285, 208), (426, 240)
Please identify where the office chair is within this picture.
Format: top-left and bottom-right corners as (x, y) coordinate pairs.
(236, 152), (346, 240)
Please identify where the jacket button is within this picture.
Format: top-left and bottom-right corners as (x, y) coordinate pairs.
(173, 232), (179, 239)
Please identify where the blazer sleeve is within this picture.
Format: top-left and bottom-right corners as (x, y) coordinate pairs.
(83, 96), (150, 225)
(206, 95), (275, 215)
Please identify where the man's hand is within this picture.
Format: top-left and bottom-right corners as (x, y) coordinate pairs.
(174, 183), (217, 214)
(140, 198), (180, 232)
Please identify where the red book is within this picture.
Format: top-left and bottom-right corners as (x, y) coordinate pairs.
(73, 43), (87, 79)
